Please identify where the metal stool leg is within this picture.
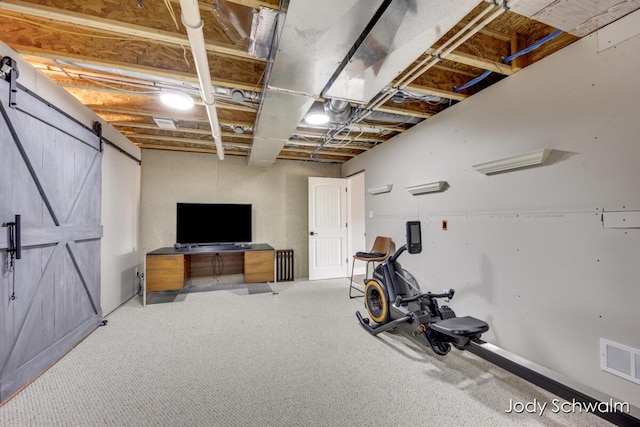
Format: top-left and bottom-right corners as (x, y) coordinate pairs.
(349, 257), (365, 298)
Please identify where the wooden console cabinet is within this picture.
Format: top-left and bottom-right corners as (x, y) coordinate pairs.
(145, 244), (275, 293)
(146, 254), (187, 292)
(244, 250), (275, 283)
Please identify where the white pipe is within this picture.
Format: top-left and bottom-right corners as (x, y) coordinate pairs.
(396, 1), (498, 89)
(180, 0), (224, 160)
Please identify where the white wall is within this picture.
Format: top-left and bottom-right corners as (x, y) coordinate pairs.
(347, 172), (366, 275)
(140, 150), (341, 278)
(101, 148), (141, 314)
(0, 42), (142, 316)
(341, 13), (640, 414)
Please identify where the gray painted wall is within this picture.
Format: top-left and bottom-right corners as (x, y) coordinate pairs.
(140, 150), (340, 278)
(341, 12), (640, 413)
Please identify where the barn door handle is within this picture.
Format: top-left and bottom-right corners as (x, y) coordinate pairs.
(7, 214), (21, 260)
(6, 214), (21, 301)
(309, 231), (318, 236)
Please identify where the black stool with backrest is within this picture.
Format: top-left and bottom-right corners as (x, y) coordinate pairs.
(349, 236), (391, 298)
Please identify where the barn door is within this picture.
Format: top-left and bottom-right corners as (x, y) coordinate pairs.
(0, 76), (103, 402)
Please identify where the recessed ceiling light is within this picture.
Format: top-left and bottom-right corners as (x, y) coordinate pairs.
(304, 112), (330, 125)
(160, 91), (194, 110)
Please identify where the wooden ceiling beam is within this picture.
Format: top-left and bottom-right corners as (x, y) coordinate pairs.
(432, 63), (479, 78)
(16, 47), (262, 93)
(0, 0), (263, 62)
(217, 0), (279, 9)
(129, 134), (220, 145)
(292, 129), (386, 143)
(138, 143), (247, 157)
(97, 106), (400, 135)
(137, 142), (348, 163)
(280, 147), (357, 158)
(129, 135), (255, 151)
(50, 81), (258, 114)
(402, 84), (467, 102)
(354, 121), (407, 132)
(94, 107), (256, 128)
(173, 0), (279, 10)
(456, 20), (511, 42)
(278, 154), (345, 163)
(128, 133), (361, 157)
(425, 48), (514, 75)
(113, 122), (254, 139)
(119, 127), (253, 140)
(285, 139), (369, 151)
(129, 136), (252, 151)
(375, 105), (433, 119)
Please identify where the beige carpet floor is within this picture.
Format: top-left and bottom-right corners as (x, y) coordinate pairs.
(0, 278), (614, 426)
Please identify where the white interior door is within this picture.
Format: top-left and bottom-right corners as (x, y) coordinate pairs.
(308, 177), (348, 280)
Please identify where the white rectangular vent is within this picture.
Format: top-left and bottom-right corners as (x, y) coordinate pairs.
(600, 338), (640, 385)
(153, 117), (177, 129)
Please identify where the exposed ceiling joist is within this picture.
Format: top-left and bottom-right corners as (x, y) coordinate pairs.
(0, 0), (263, 62)
(402, 84), (467, 102)
(138, 143), (247, 156)
(292, 129), (386, 143)
(0, 0), (591, 164)
(93, 107), (256, 129)
(114, 122), (254, 138)
(15, 47), (263, 93)
(426, 48), (515, 76)
(186, 0), (279, 10)
(374, 105), (433, 120)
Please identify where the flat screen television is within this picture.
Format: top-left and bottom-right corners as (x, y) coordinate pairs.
(176, 203), (252, 245)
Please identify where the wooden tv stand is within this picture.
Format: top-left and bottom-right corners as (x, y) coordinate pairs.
(145, 244), (275, 296)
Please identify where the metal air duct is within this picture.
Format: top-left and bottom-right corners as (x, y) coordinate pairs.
(323, 0), (482, 103)
(324, 99), (352, 123)
(249, 0), (484, 166)
(249, 0), (387, 167)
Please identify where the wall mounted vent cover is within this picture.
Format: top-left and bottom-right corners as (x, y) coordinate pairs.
(600, 338), (640, 385)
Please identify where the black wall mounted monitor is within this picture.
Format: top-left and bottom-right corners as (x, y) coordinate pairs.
(406, 220), (422, 254)
(176, 203), (252, 245)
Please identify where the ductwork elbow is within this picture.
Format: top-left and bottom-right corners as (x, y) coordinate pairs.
(324, 99), (352, 123)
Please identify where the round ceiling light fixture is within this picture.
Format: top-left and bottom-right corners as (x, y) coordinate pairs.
(160, 91), (195, 110)
(304, 102), (330, 125)
(304, 112), (330, 125)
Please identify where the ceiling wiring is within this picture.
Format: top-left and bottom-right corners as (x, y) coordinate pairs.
(162, 0), (190, 68)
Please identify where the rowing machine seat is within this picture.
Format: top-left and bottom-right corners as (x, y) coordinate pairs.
(430, 316), (489, 337)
